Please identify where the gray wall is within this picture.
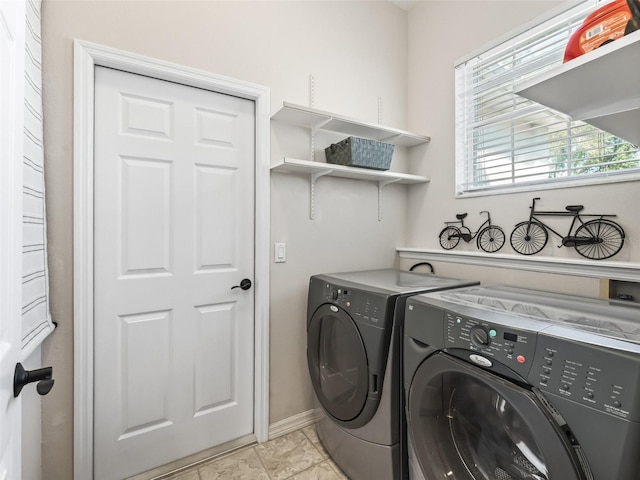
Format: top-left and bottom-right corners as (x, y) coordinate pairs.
(406, 1), (640, 266)
(39, 1), (637, 478)
(41, 1), (408, 477)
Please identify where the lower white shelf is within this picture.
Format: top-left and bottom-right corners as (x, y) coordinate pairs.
(271, 158), (430, 220)
(270, 157), (430, 184)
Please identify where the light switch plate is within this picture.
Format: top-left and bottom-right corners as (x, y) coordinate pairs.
(274, 242), (287, 263)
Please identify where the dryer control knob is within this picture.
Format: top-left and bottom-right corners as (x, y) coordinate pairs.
(471, 327), (490, 346)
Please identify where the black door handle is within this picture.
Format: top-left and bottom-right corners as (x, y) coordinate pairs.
(14, 362), (54, 397)
(231, 278), (252, 291)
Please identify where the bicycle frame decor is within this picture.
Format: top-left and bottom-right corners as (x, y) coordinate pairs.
(510, 197), (625, 260)
(439, 211), (505, 253)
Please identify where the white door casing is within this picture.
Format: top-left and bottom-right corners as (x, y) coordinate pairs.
(93, 66), (256, 479)
(0, 1), (25, 478)
(73, 41), (270, 480)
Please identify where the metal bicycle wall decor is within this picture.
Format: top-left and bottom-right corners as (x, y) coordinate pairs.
(437, 198), (625, 260)
(438, 211), (505, 253)
(510, 197), (625, 260)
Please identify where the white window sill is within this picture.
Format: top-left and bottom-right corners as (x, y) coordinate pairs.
(456, 170), (640, 199)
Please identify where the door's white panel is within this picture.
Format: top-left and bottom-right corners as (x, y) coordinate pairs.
(121, 93), (173, 140)
(120, 156), (172, 276)
(0, 2), (24, 477)
(194, 302), (235, 415)
(194, 165), (236, 270)
(195, 108), (237, 148)
(118, 310), (172, 438)
(94, 66), (255, 480)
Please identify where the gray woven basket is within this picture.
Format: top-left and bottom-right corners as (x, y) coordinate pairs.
(325, 137), (394, 170)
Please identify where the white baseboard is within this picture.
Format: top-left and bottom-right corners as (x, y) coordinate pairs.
(268, 409), (320, 440)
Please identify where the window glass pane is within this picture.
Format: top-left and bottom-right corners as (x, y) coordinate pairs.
(455, 0), (640, 194)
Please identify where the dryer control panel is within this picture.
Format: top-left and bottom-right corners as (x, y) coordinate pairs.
(444, 311), (538, 378)
(322, 282), (390, 329)
(529, 335), (640, 421)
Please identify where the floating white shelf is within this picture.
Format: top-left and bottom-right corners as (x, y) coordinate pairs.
(271, 158), (430, 220)
(397, 247), (640, 283)
(516, 30), (640, 146)
(271, 102), (431, 147)
(271, 157), (429, 184)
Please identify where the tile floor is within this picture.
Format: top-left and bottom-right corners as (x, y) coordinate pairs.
(159, 425), (348, 480)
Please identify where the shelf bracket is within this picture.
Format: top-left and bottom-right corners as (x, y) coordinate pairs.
(310, 119), (332, 161)
(378, 178), (401, 221)
(310, 168), (333, 220)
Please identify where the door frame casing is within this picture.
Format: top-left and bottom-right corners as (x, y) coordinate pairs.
(73, 40), (270, 480)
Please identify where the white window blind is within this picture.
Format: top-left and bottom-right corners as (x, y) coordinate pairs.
(455, 0), (640, 195)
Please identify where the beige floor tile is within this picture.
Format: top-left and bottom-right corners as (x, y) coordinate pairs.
(255, 430), (325, 480)
(287, 461), (345, 480)
(198, 448), (269, 480)
(326, 459), (349, 480)
(301, 425), (328, 459)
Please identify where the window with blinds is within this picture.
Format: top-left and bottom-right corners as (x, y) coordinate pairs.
(455, 0), (640, 195)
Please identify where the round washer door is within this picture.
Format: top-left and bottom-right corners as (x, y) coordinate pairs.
(407, 352), (588, 480)
(307, 303), (368, 422)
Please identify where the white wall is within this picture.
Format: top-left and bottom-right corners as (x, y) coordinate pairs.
(41, 1), (409, 478)
(406, 1), (640, 274)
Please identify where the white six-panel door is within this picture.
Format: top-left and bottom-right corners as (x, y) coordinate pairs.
(93, 66), (256, 480)
(0, 1), (25, 478)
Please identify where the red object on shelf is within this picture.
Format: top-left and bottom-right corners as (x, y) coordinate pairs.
(564, 0), (638, 62)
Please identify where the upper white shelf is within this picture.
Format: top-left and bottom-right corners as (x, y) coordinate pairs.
(516, 30), (640, 146)
(271, 102), (431, 147)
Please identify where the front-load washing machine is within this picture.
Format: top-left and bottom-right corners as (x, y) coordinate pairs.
(403, 284), (640, 480)
(306, 269), (479, 480)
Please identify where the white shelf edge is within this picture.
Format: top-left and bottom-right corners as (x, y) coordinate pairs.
(515, 30), (640, 145)
(271, 102), (431, 147)
(397, 247), (640, 282)
(271, 158), (430, 184)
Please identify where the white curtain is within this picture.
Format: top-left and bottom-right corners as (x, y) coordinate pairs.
(22, 0), (54, 357)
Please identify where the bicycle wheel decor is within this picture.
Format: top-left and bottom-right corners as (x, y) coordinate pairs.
(573, 219), (625, 260)
(510, 221), (549, 255)
(477, 226), (505, 253)
(439, 226), (461, 250)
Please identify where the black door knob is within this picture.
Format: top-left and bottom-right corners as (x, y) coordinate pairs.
(231, 278), (252, 291)
(14, 362), (54, 397)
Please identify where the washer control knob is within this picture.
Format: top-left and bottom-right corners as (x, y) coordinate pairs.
(471, 327), (490, 346)
(332, 290), (339, 301)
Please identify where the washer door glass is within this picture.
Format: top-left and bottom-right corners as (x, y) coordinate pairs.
(307, 304), (368, 421)
(408, 353), (587, 480)
(449, 374), (548, 479)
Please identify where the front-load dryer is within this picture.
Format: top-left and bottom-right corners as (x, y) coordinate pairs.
(404, 284), (640, 480)
(306, 269), (479, 480)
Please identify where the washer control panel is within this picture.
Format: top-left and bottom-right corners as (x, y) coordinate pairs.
(444, 311), (537, 377)
(529, 335), (640, 421)
(323, 282), (389, 328)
